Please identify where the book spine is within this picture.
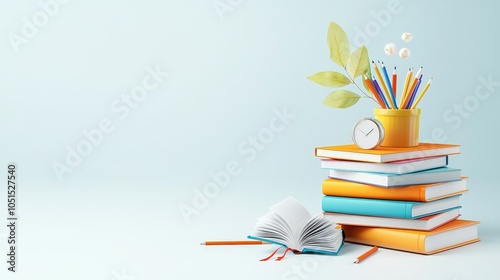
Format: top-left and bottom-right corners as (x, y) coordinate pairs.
(419, 185), (426, 201)
(406, 203), (413, 219)
(322, 196), (414, 218)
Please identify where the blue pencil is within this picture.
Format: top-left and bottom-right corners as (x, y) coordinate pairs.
(406, 74), (423, 109)
(380, 62), (398, 109)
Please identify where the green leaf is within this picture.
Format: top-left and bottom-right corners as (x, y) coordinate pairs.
(322, 90), (361, 108)
(327, 22), (350, 67)
(346, 46), (369, 78)
(307, 71), (351, 88)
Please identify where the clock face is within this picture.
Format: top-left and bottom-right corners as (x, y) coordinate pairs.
(352, 119), (384, 149)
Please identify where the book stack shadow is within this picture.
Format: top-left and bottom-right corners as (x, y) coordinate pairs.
(315, 143), (480, 254)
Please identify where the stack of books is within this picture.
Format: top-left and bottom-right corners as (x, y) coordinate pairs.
(315, 143), (480, 254)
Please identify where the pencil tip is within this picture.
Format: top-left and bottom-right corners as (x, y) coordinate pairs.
(354, 260), (359, 264)
(200, 243), (205, 245)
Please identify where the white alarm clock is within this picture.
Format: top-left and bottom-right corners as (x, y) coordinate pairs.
(352, 118), (385, 149)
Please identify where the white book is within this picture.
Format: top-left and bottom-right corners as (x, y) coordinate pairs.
(323, 209), (461, 231)
(328, 167), (461, 187)
(321, 156), (448, 174)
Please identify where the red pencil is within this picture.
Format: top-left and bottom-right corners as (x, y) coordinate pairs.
(392, 67), (397, 99)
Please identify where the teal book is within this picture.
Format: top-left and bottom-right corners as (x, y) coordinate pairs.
(328, 167), (461, 187)
(322, 195), (462, 219)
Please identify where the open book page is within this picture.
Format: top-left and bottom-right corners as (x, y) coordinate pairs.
(270, 197), (312, 246)
(250, 211), (294, 246)
(297, 214), (343, 254)
(249, 197), (344, 254)
(249, 197), (312, 248)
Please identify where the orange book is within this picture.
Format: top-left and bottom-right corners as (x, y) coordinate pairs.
(342, 219), (480, 255)
(322, 177), (468, 202)
(315, 143), (460, 163)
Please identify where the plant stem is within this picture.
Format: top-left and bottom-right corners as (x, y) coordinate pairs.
(344, 67), (378, 104)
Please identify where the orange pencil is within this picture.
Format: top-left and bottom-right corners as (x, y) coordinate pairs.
(200, 240), (270, 245)
(364, 75), (387, 109)
(354, 246), (378, 263)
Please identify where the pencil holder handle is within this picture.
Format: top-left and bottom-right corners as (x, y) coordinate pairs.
(374, 108), (421, 147)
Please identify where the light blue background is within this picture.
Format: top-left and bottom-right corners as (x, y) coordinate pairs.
(0, 0), (499, 279)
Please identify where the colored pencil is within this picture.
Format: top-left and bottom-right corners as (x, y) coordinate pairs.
(410, 78), (433, 109)
(401, 67), (422, 109)
(399, 68), (413, 108)
(364, 75), (386, 108)
(406, 75), (423, 109)
(372, 61), (394, 109)
(381, 62), (398, 109)
(200, 240), (270, 245)
(372, 76), (390, 109)
(354, 246), (378, 264)
(392, 67), (397, 100)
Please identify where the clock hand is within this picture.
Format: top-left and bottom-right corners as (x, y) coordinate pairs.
(357, 128), (367, 135)
(365, 128), (374, 136)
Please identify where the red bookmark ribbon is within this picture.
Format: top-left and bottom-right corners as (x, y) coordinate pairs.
(259, 247), (281, 261)
(260, 247), (300, 261)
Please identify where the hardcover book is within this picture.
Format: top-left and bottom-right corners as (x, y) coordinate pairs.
(322, 177), (468, 201)
(315, 143), (460, 163)
(320, 156), (448, 174)
(321, 195), (462, 219)
(341, 219), (480, 254)
(328, 167), (461, 187)
(323, 208), (460, 231)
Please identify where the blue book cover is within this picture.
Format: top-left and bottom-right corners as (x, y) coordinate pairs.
(321, 195), (462, 219)
(247, 235), (344, 255)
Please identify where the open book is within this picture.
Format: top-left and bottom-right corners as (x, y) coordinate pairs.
(248, 197), (344, 255)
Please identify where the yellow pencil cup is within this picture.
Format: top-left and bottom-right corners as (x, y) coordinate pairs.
(374, 108), (421, 147)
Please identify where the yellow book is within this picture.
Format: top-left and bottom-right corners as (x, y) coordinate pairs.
(342, 219), (480, 255)
(322, 177), (468, 202)
(315, 143), (460, 163)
